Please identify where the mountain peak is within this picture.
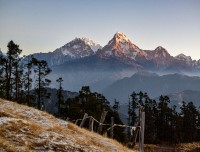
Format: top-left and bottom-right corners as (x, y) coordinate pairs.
(57, 38), (96, 58)
(114, 32), (129, 41)
(155, 46), (166, 51)
(175, 53), (192, 63)
(153, 46), (170, 58)
(112, 32), (134, 46)
(98, 32), (141, 60)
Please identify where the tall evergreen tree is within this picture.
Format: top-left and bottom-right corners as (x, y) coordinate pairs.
(13, 55), (23, 102)
(23, 55), (34, 105)
(0, 55), (6, 98)
(156, 95), (171, 142)
(113, 99), (120, 112)
(130, 91), (138, 126)
(5, 41), (22, 100)
(32, 58), (51, 109)
(56, 77), (64, 117)
(180, 101), (199, 142)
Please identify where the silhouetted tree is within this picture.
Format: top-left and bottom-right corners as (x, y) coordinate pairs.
(113, 99), (120, 112)
(0, 55), (6, 98)
(32, 58), (51, 109)
(180, 101), (199, 142)
(4, 41), (22, 100)
(56, 77), (64, 117)
(23, 55), (34, 105)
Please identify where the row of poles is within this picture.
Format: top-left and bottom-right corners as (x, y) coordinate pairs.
(68, 107), (145, 152)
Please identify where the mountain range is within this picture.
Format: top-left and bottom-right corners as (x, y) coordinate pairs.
(26, 32), (200, 72)
(22, 32), (200, 107)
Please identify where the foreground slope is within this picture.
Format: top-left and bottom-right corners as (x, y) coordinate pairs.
(0, 98), (133, 152)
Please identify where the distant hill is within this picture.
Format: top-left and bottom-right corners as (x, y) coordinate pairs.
(0, 98), (134, 152)
(102, 71), (200, 103)
(166, 90), (200, 107)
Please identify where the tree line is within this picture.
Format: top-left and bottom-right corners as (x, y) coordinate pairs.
(128, 91), (200, 144)
(0, 40), (51, 110)
(0, 41), (200, 145)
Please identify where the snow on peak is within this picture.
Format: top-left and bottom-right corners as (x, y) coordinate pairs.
(114, 32), (130, 42)
(175, 53), (192, 62)
(59, 37), (102, 58)
(154, 46), (169, 58)
(100, 32), (141, 59)
(59, 38), (96, 58)
(81, 37), (102, 52)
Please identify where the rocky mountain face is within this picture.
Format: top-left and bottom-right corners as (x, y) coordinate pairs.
(98, 32), (141, 59)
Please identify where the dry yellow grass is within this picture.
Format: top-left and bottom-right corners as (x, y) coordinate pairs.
(131, 143), (200, 152)
(0, 98), (135, 152)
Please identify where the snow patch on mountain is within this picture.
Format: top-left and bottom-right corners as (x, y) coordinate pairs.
(175, 54), (192, 62)
(59, 37), (101, 58)
(81, 37), (102, 52)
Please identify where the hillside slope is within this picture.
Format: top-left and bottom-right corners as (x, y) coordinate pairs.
(0, 98), (134, 152)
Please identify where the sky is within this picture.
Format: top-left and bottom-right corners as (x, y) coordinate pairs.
(0, 0), (200, 59)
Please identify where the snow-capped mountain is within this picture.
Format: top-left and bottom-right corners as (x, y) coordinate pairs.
(57, 37), (101, 58)
(26, 37), (102, 66)
(25, 32), (200, 72)
(141, 46), (174, 70)
(98, 32), (143, 60)
(175, 54), (194, 66)
(17, 32), (200, 93)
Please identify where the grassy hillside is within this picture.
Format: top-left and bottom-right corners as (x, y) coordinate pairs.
(0, 98), (134, 152)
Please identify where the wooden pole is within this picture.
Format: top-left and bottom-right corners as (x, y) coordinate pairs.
(89, 116), (94, 132)
(110, 117), (114, 139)
(141, 112), (145, 151)
(97, 110), (107, 134)
(80, 113), (88, 128)
(139, 107), (145, 152)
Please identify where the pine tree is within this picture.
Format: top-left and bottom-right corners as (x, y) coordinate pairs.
(56, 77), (64, 117)
(112, 99), (119, 112)
(5, 41), (22, 100)
(180, 101), (199, 142)
(12, 55), (23, 102)
(32, 58), (51, 109)
(23, 55), (34, 105)
(157, 95), (171, 143)
(130, 91), (138, 126)
(0, 55), (6, 98)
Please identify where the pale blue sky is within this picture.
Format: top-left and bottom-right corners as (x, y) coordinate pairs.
(0, 0), (200, 59)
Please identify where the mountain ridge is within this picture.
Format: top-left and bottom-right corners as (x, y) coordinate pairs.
(20, 32), (200, 92)
(24, 32), (200, 72)
(102, 71), (200, 103)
